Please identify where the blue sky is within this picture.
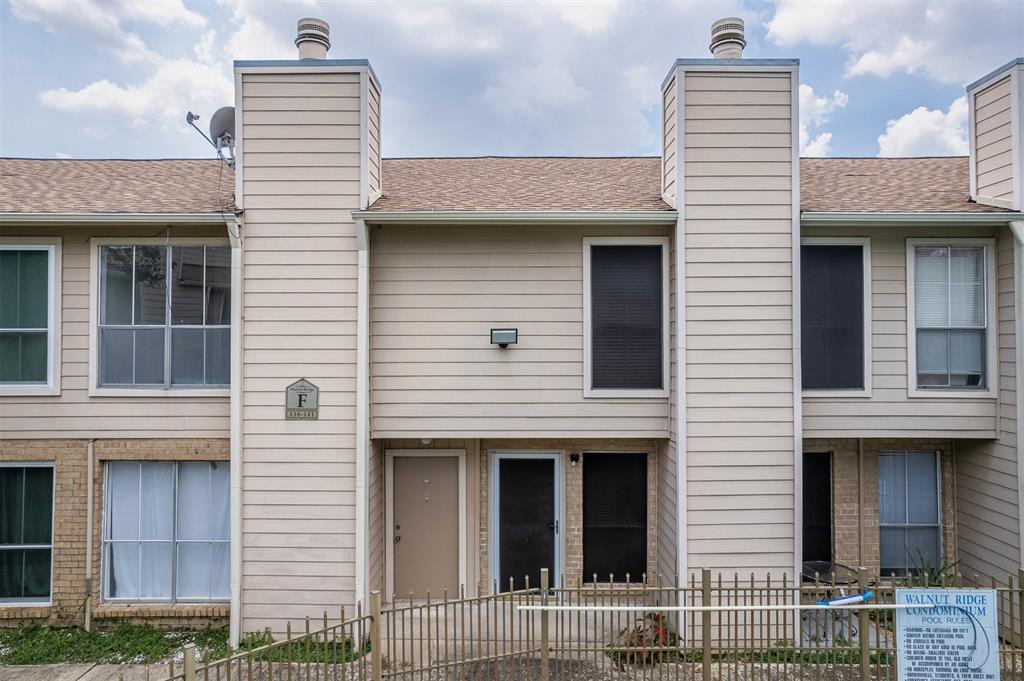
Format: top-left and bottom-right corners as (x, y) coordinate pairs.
(1, 0), (1021, 160)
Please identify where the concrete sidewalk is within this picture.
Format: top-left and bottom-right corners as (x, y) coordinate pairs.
(0, 664), (168, 681)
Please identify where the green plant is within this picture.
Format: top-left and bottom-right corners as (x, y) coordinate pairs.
(0, 623), (228, 665)
(605, 612), (679, 667)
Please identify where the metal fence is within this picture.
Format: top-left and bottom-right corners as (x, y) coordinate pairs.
(149, 568), (1024, 681)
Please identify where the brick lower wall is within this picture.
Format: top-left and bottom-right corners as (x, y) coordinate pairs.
(803, 438), (956, 575)
(0, 438), (229, 628)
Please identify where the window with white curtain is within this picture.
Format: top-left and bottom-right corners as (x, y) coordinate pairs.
(98, 244), (230, 388)
(911, 243), (988, 390)
(879, 452), (941, 574)
(103, 461), (229, 602)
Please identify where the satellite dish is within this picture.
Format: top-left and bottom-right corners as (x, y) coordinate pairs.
(208, 106), (236, 170)
(209, 106), (235, 145)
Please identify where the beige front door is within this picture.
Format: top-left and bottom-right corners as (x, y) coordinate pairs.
(392, 456), (460, 597)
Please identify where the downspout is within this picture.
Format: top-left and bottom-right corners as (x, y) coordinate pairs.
(857, 438), (864, 567)
(674, 216), (687, 588)
(355, 219), (370, 606)
(226, 215), (244, 647)
(1009, 220), (1024, 567)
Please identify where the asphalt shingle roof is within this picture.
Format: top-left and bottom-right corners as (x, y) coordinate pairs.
(0, 159), (236, 214)
(0, 155), (1012, 216)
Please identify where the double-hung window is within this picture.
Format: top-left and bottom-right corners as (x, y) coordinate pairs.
(908, 240), (994, 394)
(879, 451), (941, 574)
(96, 242), (230, 390)
(583, 238), (669, 397)
(104, 460), (229, 602)
(801, 239), (871, 395)
(0, 463), (54, 604)
(0, 241), (60, 393)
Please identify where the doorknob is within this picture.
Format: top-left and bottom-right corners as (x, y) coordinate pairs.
(548, 520), (559, 534)
(395, 535), (401, 543)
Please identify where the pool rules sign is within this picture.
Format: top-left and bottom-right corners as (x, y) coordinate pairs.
(285, 378), (319, 420)
(896, 588), (999, 680)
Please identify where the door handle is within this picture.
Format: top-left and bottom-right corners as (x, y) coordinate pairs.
(548, 520), (559, 534)
(395, 535), (401, 543)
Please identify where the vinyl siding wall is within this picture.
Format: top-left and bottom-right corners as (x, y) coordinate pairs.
(680, 69), (797, 576)
(238, 69), (362, 634)
(657, 232), (679, 582)
(955, 226), (1020, 581)
(367, 77), (382, 199)
(662, 74), (678, 206)
(801, 225), (999, 438)
(974, 75), (1015, 203)
(368, 224), (672, 439)
(0, 224), (229, 439)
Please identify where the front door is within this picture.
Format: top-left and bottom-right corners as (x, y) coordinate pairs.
(802, 452), (833, 563)
(393, 456), (460, 597)
(496, 457), (558, 591)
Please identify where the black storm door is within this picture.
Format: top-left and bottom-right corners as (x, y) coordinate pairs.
(498, 458), (555, 591)
(802, 452), (833, 563)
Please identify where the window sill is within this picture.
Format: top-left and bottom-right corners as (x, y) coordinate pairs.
(907, 388), (997, 399)
(802, 389), (871, 399)
(584, 388), (669, 399)
(0, 385), (60, 396)
(0, 601), (51, 609)
(89, 387), (230, 398)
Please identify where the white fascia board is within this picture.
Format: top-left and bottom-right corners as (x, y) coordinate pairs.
(353, 210), (678, 225)
(233, 60), (381, 92)
(801, 212), (1022, 226)
(0, 212), (234, 225)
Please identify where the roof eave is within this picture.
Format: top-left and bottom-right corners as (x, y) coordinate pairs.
(353, 210), (678, 225)
(801, 211), (1022, 226)
(0, 212), (239, 225)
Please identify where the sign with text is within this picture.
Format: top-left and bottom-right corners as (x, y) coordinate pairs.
(896, 588), (999, 681)
(285, 379), (319, 420)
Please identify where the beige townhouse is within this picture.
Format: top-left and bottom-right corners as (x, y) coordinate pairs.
(2, 17), (1024, 645)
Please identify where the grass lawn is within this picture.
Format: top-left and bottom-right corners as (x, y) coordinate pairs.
(0, 623), (229, 665)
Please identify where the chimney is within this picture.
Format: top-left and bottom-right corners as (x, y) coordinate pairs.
(709, 17), (745, 59)
(295, 18), (330, 59)
(967, 58), (1023, 210)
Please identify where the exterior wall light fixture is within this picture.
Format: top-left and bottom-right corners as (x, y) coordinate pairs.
(570, 453), (580, 467)
(490, 328), (518, 349)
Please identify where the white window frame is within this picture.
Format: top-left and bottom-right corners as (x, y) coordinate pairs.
(88, 237), (230, 398)
(800, 237), (872, 398)
(0, 461), (56, 607)
(0, 238), (62, 396)
(878, 450), (943, 575)
(101, 460), (230, 604)
(583, 236), (671, 398)
(905, 238), (998, 398)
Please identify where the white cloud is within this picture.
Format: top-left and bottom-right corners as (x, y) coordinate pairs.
(798, 84), (848, 157)
(11, 0), (205, 63)
(40, 59), (233, 132)
(876, 96), (968, 157)
(767, 0), (1023, 84)
(545, 0), (621, 34)
(54, 152), (73, 159)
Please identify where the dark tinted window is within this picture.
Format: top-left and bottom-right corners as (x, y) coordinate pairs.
(590, 245), (663, 390)
(582, 453), (647, 582)
(801, 245), (865, 390)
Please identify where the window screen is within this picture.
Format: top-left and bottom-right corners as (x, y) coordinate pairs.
(99, 245), (230, 388)
(590, 245), (663, 390)
(879, 452), (941, 574)
(104, 461), (229, 602)
(582, 453), (647, 581)
(801, 244), (864, 390)
(0, 465), (53, 602)
(914, 245), (987, 389)
(0, 248), (51, 384)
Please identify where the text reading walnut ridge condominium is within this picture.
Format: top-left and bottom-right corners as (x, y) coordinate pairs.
(2, 16), (1024, 646)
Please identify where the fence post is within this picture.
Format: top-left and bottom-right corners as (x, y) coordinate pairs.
(540, 567), (550, 681)
(370, 591), (383, 681)
(858, 568), (870, 681)
(183, 643), (197, 681)
(702, 569), (711, 681)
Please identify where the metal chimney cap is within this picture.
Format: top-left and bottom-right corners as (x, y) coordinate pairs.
(295, 17), (330, 55)
(710, 17), (746, 58)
